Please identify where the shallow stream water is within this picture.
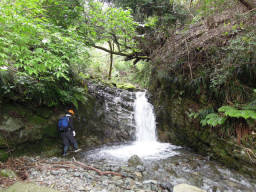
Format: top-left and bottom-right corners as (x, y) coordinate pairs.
(79, 90), (256, 192)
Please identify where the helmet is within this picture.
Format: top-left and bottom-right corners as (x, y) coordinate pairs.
(68, 109), (75, 115)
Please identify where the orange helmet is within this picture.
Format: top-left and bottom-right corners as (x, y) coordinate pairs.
(68, 109), (75, 115)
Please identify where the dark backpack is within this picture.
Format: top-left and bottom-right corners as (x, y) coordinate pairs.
(58, 116), (69, 132)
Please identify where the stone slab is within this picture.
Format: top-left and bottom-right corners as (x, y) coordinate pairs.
(173, 184), (206, 192)
(4, 182), (60, 192)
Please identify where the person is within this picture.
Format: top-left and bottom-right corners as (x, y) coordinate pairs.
(58, 109), (80, 156)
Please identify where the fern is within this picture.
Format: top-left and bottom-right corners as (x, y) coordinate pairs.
(218, 106), (256, 120)
(200, 113), (227, 127)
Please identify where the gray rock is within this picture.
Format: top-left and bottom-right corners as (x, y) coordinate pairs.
(160, 182), (173, 192)
(136, 165), (145, 172)
(73, 172), (81, 177)
(0, 117), (24, 132)
(173, 184), (206, 192)
(128, 155), (143, 167)
(143, 180), (158, 185)
(50, 170), (60, 175)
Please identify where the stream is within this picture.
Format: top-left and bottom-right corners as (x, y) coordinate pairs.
(78, 89), (256, 192)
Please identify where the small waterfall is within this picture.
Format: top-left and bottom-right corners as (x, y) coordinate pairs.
(134, 92), (157, 142)
(85, 90), (180, 161)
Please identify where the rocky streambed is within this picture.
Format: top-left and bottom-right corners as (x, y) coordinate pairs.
(1, 145), (256, 192)
(9, 146), (251, 192)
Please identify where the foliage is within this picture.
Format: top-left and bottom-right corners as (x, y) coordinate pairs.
(103, 0), (188, 27)
(192, 104), (256, 128)
(219, 106), (256, 120)
(0, 0), (89, 107)
(200, 113), (227, 127)
(83, 1), (139, 53)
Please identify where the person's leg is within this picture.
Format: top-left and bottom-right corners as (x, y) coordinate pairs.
(67, 131), (78, 150)
(61, 132), (70, 155)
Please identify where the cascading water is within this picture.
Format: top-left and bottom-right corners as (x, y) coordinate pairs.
(134, 92), (157, 142)
(86, 91), (179, 161)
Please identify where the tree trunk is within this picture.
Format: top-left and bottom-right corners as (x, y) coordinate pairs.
(108, 41), (114, 80)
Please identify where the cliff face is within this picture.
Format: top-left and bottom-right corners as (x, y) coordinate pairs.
(0, 82), (136, 160)
(148, 2), (256, 177)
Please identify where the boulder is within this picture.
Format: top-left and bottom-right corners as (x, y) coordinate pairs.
(128, 155), (143, 167)
(0, 117), (24, 132)
(173, 184), (206, 192)
(5, 182), (60, 192)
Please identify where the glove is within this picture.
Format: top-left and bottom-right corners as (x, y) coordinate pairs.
(73, 131), (76, 137)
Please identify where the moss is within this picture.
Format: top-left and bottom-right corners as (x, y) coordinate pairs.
(117, 83), (136, 90)
(3, 104), (31, 118)
(27, 115), (47, 125)
(42, 125), (58, 138)
(0, 169), (16, 178)
(0, 135), (7, 148)
(0, 150), (8, 162)
(35, 107), (54, 119)
(14, 138), (61, 157)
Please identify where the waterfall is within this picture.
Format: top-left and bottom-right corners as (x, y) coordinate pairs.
(134, 92), (157, 142)
(86, 90), (180, 161)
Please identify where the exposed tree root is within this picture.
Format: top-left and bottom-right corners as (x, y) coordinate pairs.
(0, 157), (123, 188)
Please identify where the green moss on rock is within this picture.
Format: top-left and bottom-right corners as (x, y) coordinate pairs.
(117, 83), (136, 90)
(42, 125), (58, 138)
(0, 150), (9, 162)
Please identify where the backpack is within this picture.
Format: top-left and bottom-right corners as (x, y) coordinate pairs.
(58, 116), (70, 132)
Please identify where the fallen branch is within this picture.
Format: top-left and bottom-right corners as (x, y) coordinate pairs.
(72, 160), (123, 177)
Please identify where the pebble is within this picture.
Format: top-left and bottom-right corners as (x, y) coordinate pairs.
(27, 156), (165, 192)
(25, 154), (256, 192)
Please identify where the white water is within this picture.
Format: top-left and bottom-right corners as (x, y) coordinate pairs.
(87, 91), (179, 161)
(134, 92), (157, 142)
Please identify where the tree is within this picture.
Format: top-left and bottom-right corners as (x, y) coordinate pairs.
(79, 0), (150, 63)
(0, 0), (89, 107)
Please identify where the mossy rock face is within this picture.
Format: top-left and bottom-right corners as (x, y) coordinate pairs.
(149, 78), (256, 178)
(5, 182), (60, 192)
(0, 135), (7, 148)
(42, 125), (58, 138)
(0, 150), (9, 162)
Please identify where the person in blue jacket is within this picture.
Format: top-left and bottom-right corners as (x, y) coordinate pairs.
(59, 109), (80, 156)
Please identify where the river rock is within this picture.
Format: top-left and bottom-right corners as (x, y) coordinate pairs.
(160, 182), (174, 192)
(5, 182), (60, 192)
(173, 184), (206, 192)
(128, 155), (143, 167)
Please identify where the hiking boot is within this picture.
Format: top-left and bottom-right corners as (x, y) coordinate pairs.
(62, 153), (67, 156)
(73, 148), (81, 153)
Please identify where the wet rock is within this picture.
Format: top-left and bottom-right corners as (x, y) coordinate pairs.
(173, 184), (206, 192)
(136, 165), (145, 172)
(128, 155), (143, 167)
(160, 182), (173, 192)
